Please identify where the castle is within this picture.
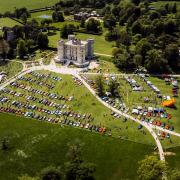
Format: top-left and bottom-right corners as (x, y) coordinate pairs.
(56, 35), (94, 67)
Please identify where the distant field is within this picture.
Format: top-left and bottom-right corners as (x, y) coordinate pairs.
(0, 0), (59, 13)
(0, 113), (153, 180)
(0, 18), (21, 27)
(150, 1), (180, 11)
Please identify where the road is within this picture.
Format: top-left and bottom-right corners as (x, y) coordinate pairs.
(94, 53), (113, 57)
(82, 72), (180, 77)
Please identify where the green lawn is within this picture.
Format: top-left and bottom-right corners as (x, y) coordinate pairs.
(0, 18), (21, 27)
(166, 146), (180, 171)
(90, 56), (120, 73)
(0, 0), (60, 13)
(76, 32), (114, 55)
(48, 32), (114, 55)
(0, 113), (154, 180)
(0, 61), (23, 81)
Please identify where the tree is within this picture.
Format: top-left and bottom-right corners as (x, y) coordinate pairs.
(21, 13), (27, 23)
(60, 24), (76, 39)
(41, 19), (53, 33)
(61, 24), (68, 38)
(95, 75), (104, 97)
(103, 15), (116, 31)
(64, 141), (96, 180)
(152, 19), (164, 36)
(168, 169), (180, 180)
(0, 36), (9, 60)
(145, 49), (167, 73)
(1, 137), (10, 151)
(85, 18), (102, 33)
(105, 28), (120, 41)
(112, 6), (120, 17)
(31, 18), (39, 27)
(165, 44), (179, 70)
(52, 11), (64, 22)
(108, 79), (119, 97)
(164, 20), (176, 34)
(165, 3), (169, 13)
(16, 39), (28, 59)
(118, 29), (131, 46)
(135, 38), (151, 63)
(172, 3), (177, 14)
(133, 54), (142, 68)
(132, 21), (142, 34)
(112, 47), (123, 58)
(113, 53), (128, 70)
(26, 39), (35, 51)
(18, 175), (38, 180)
(40, 166), (62, 180)
(80, 17), (86, 28)
(131, 0), (140, 6)
(149, 11), (160, 21)
(37, 33), (49, 49)
(137, 156), (167, 180)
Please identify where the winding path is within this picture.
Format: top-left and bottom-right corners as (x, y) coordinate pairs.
(76, 74), (165, 161)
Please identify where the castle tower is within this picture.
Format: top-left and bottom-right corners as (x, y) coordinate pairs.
(68, 34), (75, 41)
(87, 39), (94, 59)
(57, 40), (65, 62)
(77, 45), (85, 64)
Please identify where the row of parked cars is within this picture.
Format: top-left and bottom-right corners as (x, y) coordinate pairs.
(9, 82), (71, 101)
(72, 76), (83, 86)
(18, 76), (55, 90)
(101, 96), (129, 113)
(0, 107), (107, 135)
(124, 76), (143, 91)
(138, 73), (161, 96)
(29, 71), (62, 81)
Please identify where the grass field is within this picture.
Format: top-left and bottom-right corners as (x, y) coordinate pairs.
(0, 0), (59, 13)
(0, 70), (155, 145)
(0, 61), (23, 81)
(166, 146), (180, 171)
(0, 113), (154, 180)
(48, 32), (114, 55)
(30, 10), (76, 27)
(0, 18), (21, 27)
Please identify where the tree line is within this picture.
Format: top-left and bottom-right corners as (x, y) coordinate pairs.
(102, 0), (179, 73)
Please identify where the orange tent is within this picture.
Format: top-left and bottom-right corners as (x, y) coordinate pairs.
(162, 98), (176, 107)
